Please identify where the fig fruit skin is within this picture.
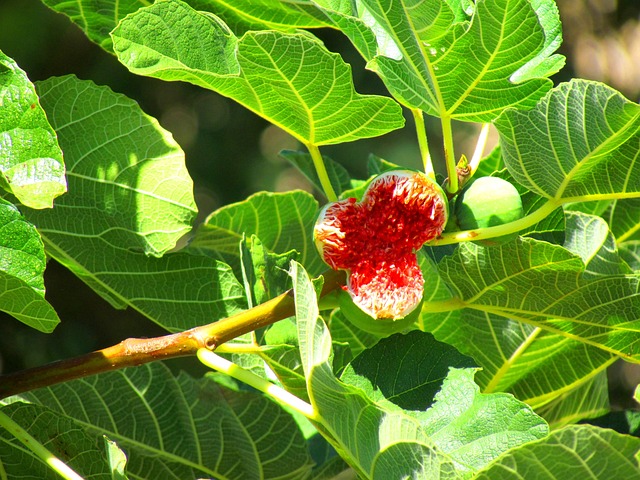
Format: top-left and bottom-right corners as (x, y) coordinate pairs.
(455, 176), (524, 246)
(338, 290), (419, 337)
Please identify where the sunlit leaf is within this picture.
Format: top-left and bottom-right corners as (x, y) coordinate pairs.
(112, 0), (404, 146)
(496, 80), (640, 201)
(328, 0), (562, 121)
(474, 425), (640, 479)
(0, 51), (66, 208)
(20, 75), (245, 332)
(428, 237), (640, 361)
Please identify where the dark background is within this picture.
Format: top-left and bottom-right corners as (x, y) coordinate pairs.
(0, 0), (639, 407)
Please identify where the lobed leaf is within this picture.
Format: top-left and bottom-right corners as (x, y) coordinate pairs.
(328, 0), (562, 121)
(5, 363), (314, 479)
(20, 75), (245, 332)
(474, 425), (640, 479)
(428, 237), (640, 361)
(292, 262), (547, 478)
(112, 0), (404, 146)
(496, 80), (640, 201)
(0, 51), (66, 209)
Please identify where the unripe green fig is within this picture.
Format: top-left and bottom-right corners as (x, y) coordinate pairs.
(338, 290), (419, 337)
(455, 176), (524, 246)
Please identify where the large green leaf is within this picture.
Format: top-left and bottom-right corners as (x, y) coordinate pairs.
(496, 80), (640, 201)
(41, 0), (329, 50)
(190, 190), (324, 275)
(4, 363), (314, 480)
(427, 237), (640, 361)
(474, 425), (640, 479)
(320, 0), (562, 121)
(112, 0), (404, 146)
(0, 51), (65, 209)
(0, 403), (120, 479)
(291, 262), (547, 478)
(291, 262), (453, 479)
(20, 75), (245, 332)
(340, 332), (547, 476)
(35, 75), (196, 257)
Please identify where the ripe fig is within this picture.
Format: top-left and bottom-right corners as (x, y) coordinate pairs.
(314, 170), (448, 319)
(455, 176), (524, 246)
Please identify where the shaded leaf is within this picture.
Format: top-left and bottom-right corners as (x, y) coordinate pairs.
(0, 51), (65, 208)
(340, 330), (476, 410)
(6, 363), (314, 480)
(112, 0), (404, 146)
(0, 403), (116, 479)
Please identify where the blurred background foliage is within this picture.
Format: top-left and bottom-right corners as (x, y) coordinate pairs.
(0, 0), (638, 407)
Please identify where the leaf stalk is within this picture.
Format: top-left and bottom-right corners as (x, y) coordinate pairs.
(412, 108), (434, 177)
(197, 349), (318, 421)
(307, 143), (338, 202)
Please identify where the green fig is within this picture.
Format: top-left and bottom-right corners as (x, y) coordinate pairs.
(455, 176), (524, 246)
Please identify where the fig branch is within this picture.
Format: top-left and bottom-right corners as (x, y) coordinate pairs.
(0, 269), (346, 399)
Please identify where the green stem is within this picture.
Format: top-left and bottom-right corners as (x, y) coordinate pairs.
(441, 115), (458, 194)
(431, 199), (559, 246)
(411, 108), (434, 177)
(0, 410), (84, 480)
(197, 350), (319, 421)
(307, 143), (338, 202)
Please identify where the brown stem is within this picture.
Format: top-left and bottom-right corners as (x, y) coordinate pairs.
(0, 269), (345, 399)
